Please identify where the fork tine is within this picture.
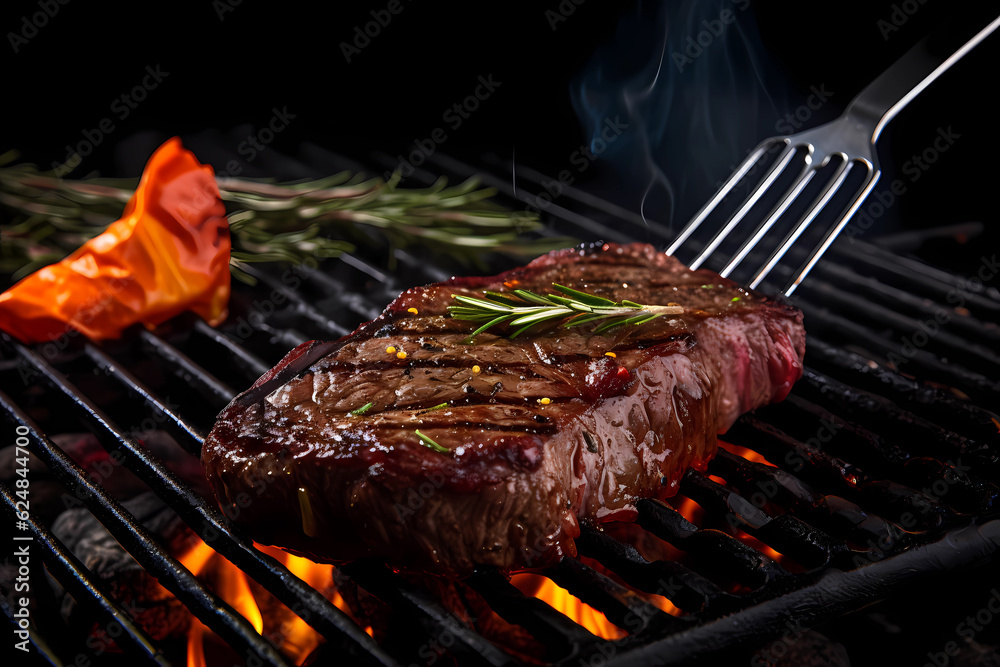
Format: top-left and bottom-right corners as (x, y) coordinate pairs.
(666, 137), (785, 256)
(748, 158), (852, 290)
(688, 141), (801, 270)
(782, 160), (880, 297)
(719, 165), (816, 278)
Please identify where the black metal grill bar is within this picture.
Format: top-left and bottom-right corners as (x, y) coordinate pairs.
(0, 483), (170, 666)
(6, 339), (400, 667)
(338, 251), (395, 285)
(803, 336), (1000, 443)
(138, 330), (237, 408)
(756, 395), (911, 472)
(799, 279), (1000, 373)
(236, 264), (351, 338)
(83, 343), (206, 456)
(740, 413), (944, 514)
(2, 602), (61, 666)
(828, 239), (1000, 316)
(703, 452), (842, 568)
(573, 528), (726, 614)
(479, 153), (672, 238)
(814, 260), (999, 347)
(301, 268), (386, 322)
(425, 152), (635, 244)
(779, 393), (1000, 497)
(339, 560), (517, 667)
(796, 367), (987, 457)
(608, 522), (1000, 667)
(631, 497), (785, 590)
(466, 568), (604, 660)
(0, 391), (293, 667)
(543, 557), (680, 636)
(192, 319), (272, 379)
(716, 437), (904, 553)
(796, 301), (1000, 402)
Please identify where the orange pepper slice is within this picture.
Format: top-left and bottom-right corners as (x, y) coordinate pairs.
(0, 137), (230, 343)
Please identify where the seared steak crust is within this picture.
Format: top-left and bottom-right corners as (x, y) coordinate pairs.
(202, 243), (805, 573)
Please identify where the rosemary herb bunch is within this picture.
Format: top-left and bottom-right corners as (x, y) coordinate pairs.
(449, 284), (684, 342)
(0, 151), (571, 283)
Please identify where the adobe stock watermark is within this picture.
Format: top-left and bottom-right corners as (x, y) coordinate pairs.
(775, 85), (835, 134)
(570, 573), (687, 667)
(844, 125), (961, 243)
(214, 106), (297, 178)
(750, 617), (808, 666)
(7, 0), (70, 53)
(15, 275), (135, 386)
(405, 614), (480, 667)
(384, 74), (502, 180)
(514, 115), (630, 223)
(924, 588), (1000, 667)
(885, 252), (997, 369)
(212, 0), (242, 21)
(724, 418), (842, 531)
(340, 0), (412, 63)
(852, 457), (972, 568)
(545, 0), (586, 31)
(714, 83), (835, 191)
(877, 0), (928, 41)
(671, 0), (752, 73)
(393, 471), (446, 521)
(51, 65), (170, 177)
(199, 447), (297, 546)
(224, 259), (319, 343)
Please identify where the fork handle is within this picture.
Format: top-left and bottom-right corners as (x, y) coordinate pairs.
(846, 11), (1000, 143)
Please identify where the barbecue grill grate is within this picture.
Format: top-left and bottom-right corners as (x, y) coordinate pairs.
(2, 144), (999, 667)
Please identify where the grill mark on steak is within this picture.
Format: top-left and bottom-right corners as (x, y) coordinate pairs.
(202, 243), (805, 574)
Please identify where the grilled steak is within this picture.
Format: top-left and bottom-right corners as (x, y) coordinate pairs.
(202, 243), (805, 574)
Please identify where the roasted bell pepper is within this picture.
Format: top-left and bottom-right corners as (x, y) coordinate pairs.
(0, 138), (230, 343)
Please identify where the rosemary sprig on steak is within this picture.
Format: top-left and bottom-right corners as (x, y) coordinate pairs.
(449, 283), (685, 342)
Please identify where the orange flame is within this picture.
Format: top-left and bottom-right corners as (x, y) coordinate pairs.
(512, 573), (626, 640)
(176, 539), (363, 667)
(718, 440), (777, 467)
(669, 495), (703, 525)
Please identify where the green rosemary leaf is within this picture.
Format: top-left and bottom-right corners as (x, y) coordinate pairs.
(415, 429), (449, 453)
(349, 401), (374, 416)
(552, 283), (617, 307)
(465, 314), (512, 343)
(508, 307), (573, 327)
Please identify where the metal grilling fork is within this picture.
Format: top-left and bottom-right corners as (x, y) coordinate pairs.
(666, 13), (1000, 297)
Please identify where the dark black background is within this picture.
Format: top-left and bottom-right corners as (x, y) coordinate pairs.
(2, 0), (997, 252)
(3, 4), (999, 665)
